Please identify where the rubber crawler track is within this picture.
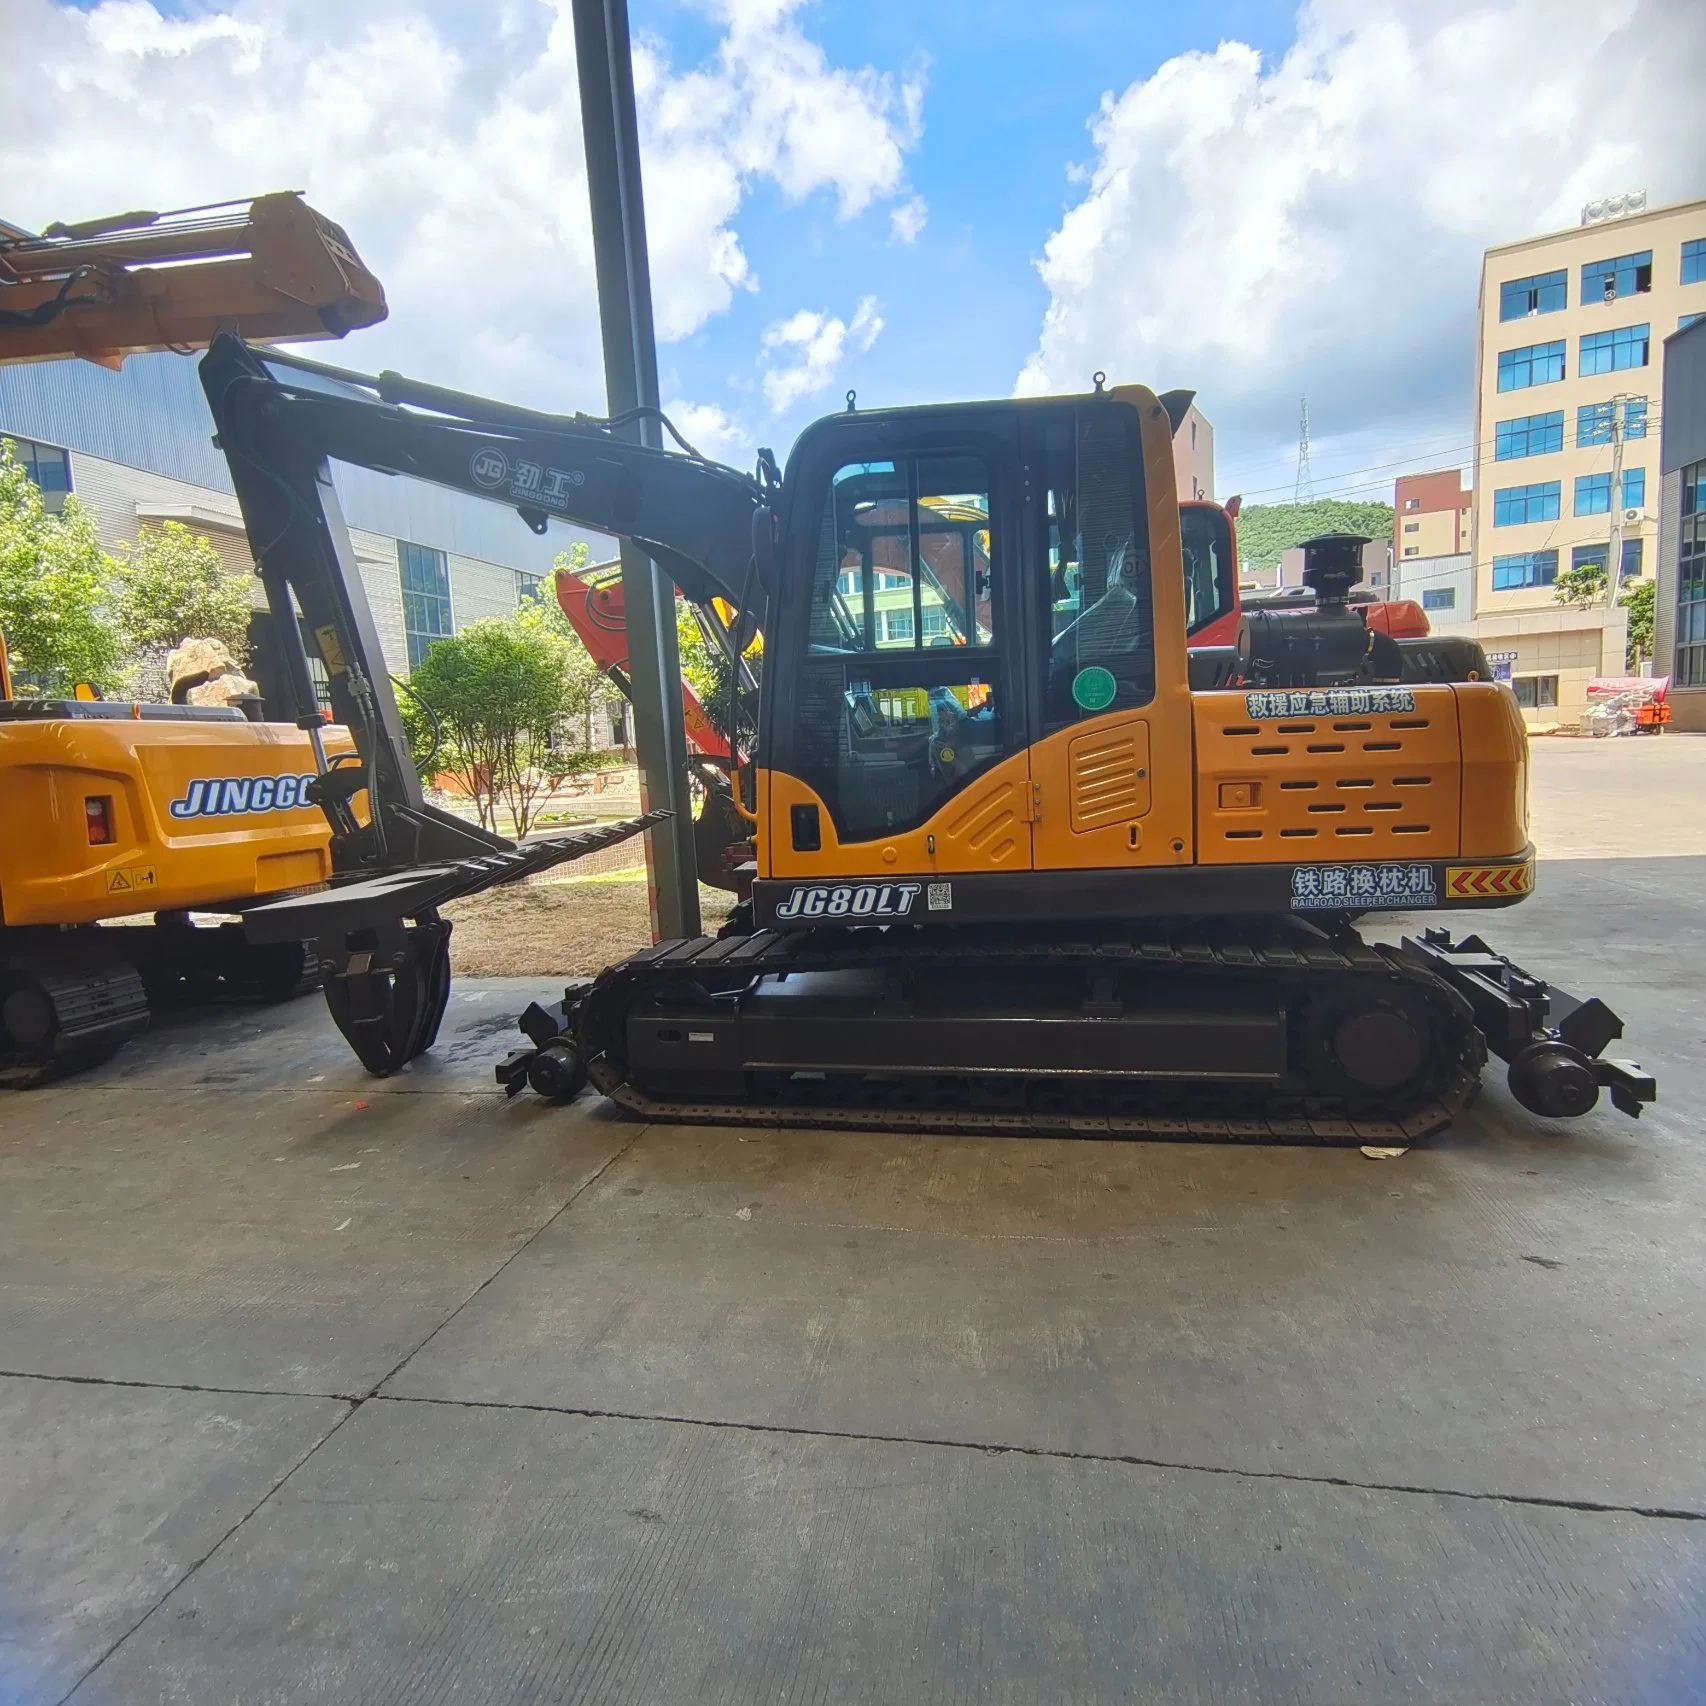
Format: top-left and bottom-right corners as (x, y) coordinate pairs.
(577, 920), (1488, 1146)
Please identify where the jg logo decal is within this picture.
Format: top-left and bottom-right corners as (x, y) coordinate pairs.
(468, 444), (589, 507)
(169, 775), (317, 819)
(773, 882), (921, 921)
(469, 447), (510, 489)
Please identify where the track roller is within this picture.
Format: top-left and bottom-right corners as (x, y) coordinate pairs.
(1, 928), (150, 1086)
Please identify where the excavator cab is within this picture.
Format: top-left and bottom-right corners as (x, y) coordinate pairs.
(765, 393), (1174, 880)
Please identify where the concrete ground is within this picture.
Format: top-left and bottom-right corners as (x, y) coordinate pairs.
(3, 739), (1706, 1705)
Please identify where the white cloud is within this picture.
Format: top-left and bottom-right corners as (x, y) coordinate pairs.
(759, 295), (883, 413)
(661, 398), (753, 464)
(1017, 0), (1706, 494)
(889, 195), (928, 244)
(0, 0), (922, 408)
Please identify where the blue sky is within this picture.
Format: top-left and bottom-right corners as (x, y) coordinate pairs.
(7, 0), (1704, 506)
(647, 0), (1294, 425)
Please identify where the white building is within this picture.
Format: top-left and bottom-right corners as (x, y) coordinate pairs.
(0, 350), (608, 688)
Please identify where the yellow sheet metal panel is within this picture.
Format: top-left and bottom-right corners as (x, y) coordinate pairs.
(761, 755), (1032, 881)
(1194, 687), (1464, 864)
(1067, 720), (1151, 831)
(0, 717), (344, 926)
(1452, 682), (1530, 859)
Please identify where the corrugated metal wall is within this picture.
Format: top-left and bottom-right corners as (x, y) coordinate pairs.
(1661, 320), (1706, 477)
(0, 350), (608, 573)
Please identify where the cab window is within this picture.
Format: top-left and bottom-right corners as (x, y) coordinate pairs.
(794, 450), (1006, 842)
(815, 457), (995, 653)
(1180, 503), (1235, 636)
(1039, 407), (1154, 731)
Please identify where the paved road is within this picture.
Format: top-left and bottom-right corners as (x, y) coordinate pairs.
(2, 759), (1704, 1703)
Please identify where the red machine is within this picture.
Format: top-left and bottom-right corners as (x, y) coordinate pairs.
(1181, 499), (1430, 649)
(554, 560), (733, 760)
(554, 560), (756, 892)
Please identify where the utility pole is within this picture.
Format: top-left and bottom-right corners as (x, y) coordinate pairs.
(572, 0), (701, 941)
(1605, 392), (1628, 609)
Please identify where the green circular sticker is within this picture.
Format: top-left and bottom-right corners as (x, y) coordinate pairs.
(1071, 665), (1117, 711)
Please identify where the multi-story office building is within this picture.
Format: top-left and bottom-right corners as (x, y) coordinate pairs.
(1395, 470), (1472, 564)
(0, 350), (607, 686)
(1391, 469), (1474, 629)
(1654, 317), (1706, 728)
(1472, 192), (1706, 722)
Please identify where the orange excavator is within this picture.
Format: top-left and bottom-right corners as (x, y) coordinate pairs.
(553, 477), (1467, 899)
(0, 193), (389, 1081)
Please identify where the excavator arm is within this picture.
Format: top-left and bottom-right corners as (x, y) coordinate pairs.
(200, 333), (774, 1069)
(0, 194), (386, 368)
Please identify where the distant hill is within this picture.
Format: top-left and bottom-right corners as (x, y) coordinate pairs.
(1232, 500), (1395, 574)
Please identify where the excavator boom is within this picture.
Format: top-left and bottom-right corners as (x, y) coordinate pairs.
(0, 193), (386, 369)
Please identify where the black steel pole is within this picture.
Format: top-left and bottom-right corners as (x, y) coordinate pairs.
(571, 0), (701, 940)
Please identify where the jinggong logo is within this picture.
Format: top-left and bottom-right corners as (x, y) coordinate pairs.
(169, 774), (318, 818)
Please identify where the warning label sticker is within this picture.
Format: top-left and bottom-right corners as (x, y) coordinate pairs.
(106, 865), (158, 894)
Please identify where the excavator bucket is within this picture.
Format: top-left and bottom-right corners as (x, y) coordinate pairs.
(0, 193), (386, 368)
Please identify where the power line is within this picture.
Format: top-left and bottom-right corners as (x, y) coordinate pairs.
(1228, 406), (1665, 505)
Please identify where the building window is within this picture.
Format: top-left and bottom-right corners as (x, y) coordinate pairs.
(879, 607), (915, 644)
(1421, 587), (1456, 611)
(1404, 497), (1420, 510)
(1678, 463), (1706, 684)
(1574, 474), (1611, 517)
(399, 541), (453, 670)
(1621, 468), (1646, 511)
(514, 570), (544, 605)
(1491, 550), (1558, 590)
(1579, 324), (1649, 376)
(1577, 402), (1613, 447)
(1, 432), (72, 496)
(1497, 340), (1566, 391)
(1572, 543), (1608, 579)
(1622, 537), (1643, 581)
(1581, 250), (1652, 303)
(1511, 675), (1559, 709)
(1493, 481), (1560, 526)
(1499, 269), (1567, 321)
(1682, 239), (1706, 287)
(1682, 313), (1706, 332)
(1403, 546), (1418, 557)
(1403, 521), (1420, 533)
(1624, 397), (1648, 439)
(1495, 411), (1564, 460)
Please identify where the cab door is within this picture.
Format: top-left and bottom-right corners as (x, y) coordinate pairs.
(763, 415), (1035, 879)
(1023, 391), (1196, 871)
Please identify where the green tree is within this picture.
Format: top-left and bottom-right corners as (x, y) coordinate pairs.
(675, 599), (739, 741)
(1621, 576), (1655, 670)
(0, 440), (121, 695)
(407, 611), (574, 837)
(108, 520), (253, 697)
(1553, 557), (1607, 606)
(1233, 499), (1397, 576)
(110, 519), (251, 654)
